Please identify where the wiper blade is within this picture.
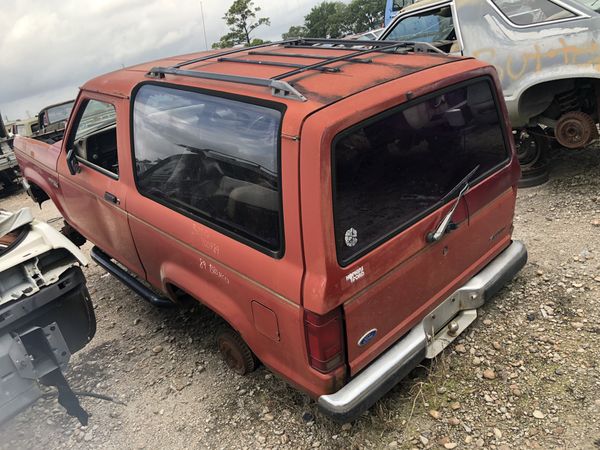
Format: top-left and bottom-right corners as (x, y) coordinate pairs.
(426, 165), (480, 243)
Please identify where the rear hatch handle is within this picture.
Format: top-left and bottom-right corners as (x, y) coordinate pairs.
(426, 165), (480, 243)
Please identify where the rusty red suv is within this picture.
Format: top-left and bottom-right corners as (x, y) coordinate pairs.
(14, 39), (527, 421)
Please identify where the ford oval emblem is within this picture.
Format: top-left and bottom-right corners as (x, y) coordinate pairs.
(357, 328), (378, 347)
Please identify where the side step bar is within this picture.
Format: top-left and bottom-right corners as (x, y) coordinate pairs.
(90, 247), (174, 308)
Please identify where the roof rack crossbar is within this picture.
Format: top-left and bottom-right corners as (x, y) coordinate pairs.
(282, 39), (445, 55)
(146, 67), (307, 102)
(172, 39), (300, 69)
(273, 41), (411, 81)
(282, 44), (363, 51)
(289, 38), (406, 48)
(248, 51), (372, 63)
(217, 57), (340, 72)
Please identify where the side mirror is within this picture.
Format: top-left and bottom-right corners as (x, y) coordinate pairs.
(66, 149), (80, 175)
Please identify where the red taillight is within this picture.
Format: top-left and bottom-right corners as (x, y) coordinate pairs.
(304, 308), (345, 373)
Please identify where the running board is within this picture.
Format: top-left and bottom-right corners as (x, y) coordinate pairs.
(90, 247), (174, 308)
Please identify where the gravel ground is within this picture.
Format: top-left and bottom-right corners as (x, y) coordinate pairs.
(0, 146), (599, 450)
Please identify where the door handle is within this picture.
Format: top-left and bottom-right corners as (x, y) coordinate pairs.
(104, 192), (120, 205)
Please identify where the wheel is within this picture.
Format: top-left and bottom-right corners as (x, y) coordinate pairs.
(514, 127), (548, 170)
(216, 327), (257, 376)
(514, 127), (550, 188)
(555, 111), (598, 149)
(518, 162), (549, 188)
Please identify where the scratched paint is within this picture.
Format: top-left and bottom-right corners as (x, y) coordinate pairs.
(191, 223), (221, 256)
(199, 257), (230, 285)
(473, 38), (600, 82)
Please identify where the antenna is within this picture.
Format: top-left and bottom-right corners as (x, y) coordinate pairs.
(200, 2), (208, 51)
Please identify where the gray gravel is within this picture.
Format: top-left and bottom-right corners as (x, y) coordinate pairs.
(0, 145), (599, 449)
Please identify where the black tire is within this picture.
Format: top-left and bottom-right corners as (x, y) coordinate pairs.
(514, 127), (548, 170)
(518, 162), (550, 188)
(514, 127), (550, 188)
(216, 327), (257, 376)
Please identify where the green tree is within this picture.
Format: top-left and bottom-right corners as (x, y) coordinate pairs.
(213, 0), (270, 48)
(304, 1), (350, 38)
(346, 0), (386, 34)
(281, 25), (308, 40)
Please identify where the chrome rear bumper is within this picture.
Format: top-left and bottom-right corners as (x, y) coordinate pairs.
(318, 240), (527, 422)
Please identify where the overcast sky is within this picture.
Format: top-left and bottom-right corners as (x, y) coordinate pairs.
(0, 0), (335, 121)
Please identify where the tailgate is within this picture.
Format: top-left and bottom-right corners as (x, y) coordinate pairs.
(343, 184), (516, 373)
(331, 78), (519, 374)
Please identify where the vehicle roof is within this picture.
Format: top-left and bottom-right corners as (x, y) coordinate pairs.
(403, 0), (449, 13)
(15, 117), (38, 125)
(40, 99), (75, 112)
(81, 41), (468, 114)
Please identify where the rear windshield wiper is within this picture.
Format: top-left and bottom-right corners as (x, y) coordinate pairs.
(426, 165), (480, 243)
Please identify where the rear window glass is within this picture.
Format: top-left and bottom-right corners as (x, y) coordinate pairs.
(491, 0), (576, 25)
(333, 79), (509, 265)
(132, 84), (283, 254)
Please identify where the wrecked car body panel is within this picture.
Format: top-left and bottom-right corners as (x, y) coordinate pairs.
(0, 208), (87, 305)
(0, 209), (94, 425)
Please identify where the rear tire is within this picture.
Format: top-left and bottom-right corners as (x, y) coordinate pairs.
(216, 327), (257, 376)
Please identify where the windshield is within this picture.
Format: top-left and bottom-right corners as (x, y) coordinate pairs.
(572, 0), (600, 11)
(384, 6), (455, 43)
(46, 101), (74, 125)
(74, 101), (116, 140)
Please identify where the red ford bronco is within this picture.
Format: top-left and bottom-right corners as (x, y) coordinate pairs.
(14, 39), (527, 421)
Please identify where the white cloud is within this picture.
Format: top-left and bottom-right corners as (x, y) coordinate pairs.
(0, 0), (335, 120)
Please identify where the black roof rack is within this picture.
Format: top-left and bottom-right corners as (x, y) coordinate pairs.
(146, 67), (308, 102)
(248, 50), (373, 64)
(217, 57), (341, 73)
(146, 38), (447, 102)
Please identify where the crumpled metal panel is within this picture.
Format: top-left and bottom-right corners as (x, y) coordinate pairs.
(0, 333), (42, 425)
(0, 209), (87, 305)
(0, 208), (32, 238)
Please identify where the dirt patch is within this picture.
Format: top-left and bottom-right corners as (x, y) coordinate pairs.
(0, 146), (599, 449)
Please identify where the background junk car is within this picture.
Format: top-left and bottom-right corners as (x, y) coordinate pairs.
(381, 0), (600, 186)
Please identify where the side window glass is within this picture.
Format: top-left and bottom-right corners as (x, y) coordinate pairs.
(132, 85), (282, 254)
(385, 6), (456, 43)
(71, 100), (118, 176)
(393, 1), (412, 13)
(491, 0), (576, 25)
